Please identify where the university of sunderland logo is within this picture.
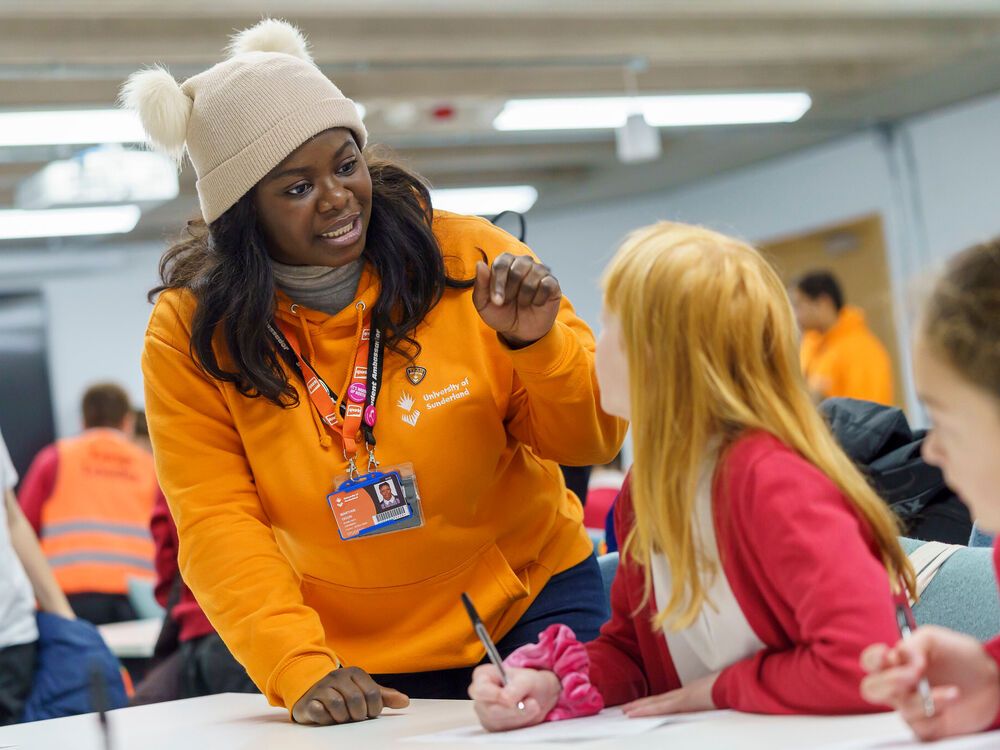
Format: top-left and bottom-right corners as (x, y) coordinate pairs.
(397, 392), (421, 427)
(406, 366), (427, 386)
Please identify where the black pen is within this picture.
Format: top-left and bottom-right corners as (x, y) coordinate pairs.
(461, 592), (525, 711)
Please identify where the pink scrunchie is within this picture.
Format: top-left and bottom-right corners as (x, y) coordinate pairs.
(503, 623), (605, 721)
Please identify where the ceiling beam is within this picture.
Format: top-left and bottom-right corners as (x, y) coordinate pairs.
(0, 60), (907, 109)
(4, 1), (1000, 20)
(1, 17), (998, 67)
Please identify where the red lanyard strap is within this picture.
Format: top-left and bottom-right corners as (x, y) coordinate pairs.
(267, 317), (384, 460)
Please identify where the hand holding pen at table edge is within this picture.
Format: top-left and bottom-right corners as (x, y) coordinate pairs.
(469, 663), (562, 732)
(462, 591), (554, 731)
(860, 625), (1000, 742)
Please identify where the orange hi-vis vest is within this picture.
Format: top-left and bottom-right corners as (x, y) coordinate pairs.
(40, 429), (158, 595)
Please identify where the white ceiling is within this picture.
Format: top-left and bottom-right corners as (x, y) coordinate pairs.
(3, 0), (1000, 244)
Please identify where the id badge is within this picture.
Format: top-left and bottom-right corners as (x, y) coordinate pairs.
(328, 462), (423, 541)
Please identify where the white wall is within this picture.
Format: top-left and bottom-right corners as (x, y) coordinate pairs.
(0, 245), (161, 437)
(529, 131), (903, 329)
(902, 91), (1000, 265)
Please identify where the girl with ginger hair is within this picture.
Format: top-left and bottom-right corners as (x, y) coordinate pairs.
(470, 222), (915, 730)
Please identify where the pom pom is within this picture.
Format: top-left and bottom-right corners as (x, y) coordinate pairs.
(118, 66), (191, 164)
(226, 18), (313, 63)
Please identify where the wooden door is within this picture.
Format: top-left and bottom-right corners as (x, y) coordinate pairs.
(760, 214), (904, 407)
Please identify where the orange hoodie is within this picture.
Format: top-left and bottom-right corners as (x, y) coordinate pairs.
(800, 306), (894, 406)
(142, 211), (627, 711)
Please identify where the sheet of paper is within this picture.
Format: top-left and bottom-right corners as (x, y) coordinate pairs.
(406, 708), (730, 744)
(820, 728), (1000, 750)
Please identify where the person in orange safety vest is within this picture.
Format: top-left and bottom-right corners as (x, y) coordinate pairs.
(18, 383), (159, 626)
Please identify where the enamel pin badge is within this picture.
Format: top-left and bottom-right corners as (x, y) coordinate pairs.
(406, 366), (427, 385)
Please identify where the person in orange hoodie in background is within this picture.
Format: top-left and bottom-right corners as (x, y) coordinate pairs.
(123, 19), (626, 726)
(792, 271), (894, 406)
(18, 383), (159, 626)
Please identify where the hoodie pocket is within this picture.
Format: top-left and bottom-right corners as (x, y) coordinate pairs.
(300, 542), (528, 673)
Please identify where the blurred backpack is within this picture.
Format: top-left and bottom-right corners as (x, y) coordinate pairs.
(20, 612), (127, 722)
(821, 398), (972, 544)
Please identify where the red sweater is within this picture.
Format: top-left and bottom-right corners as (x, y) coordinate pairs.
(151, 491), (214, 643)
(587, 431), (900, 714)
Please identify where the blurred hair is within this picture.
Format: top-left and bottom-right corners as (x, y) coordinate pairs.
(795, 270), (844, 311)
(603, 221), (914, 630)
(922, 239), (1000, 402)
(82, 383), (131, 429)
(132, 409), (149, 440)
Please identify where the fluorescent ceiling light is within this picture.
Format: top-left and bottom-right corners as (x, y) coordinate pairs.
(0, 110), (146, 147)
(0, 205), (141, 240)
(494, 93), (812, 131)
(431, 186), (538, 216)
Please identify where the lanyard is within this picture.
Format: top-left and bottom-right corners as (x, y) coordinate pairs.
(267, 315), (385, 473)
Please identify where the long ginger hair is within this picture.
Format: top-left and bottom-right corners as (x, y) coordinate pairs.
(603, 221), (915, 629)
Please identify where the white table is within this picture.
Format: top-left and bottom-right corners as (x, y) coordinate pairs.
(0, 693), (920, 750)
(96, 617), (162, 659)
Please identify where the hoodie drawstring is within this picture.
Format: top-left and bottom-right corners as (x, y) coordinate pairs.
(293, 304), (318, 363)
(291, 303), (333, 449)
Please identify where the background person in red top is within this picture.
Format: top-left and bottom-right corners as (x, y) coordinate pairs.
(18, 383), (159, 626)
(861, 240), (1000, 741)
(470, 222), (916, 731)
(583, 452), (624, 534)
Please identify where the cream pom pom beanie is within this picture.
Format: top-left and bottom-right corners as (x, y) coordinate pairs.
(119, 18), (367, 224)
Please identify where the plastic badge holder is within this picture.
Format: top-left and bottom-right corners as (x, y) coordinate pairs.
(328, 462), (423, 541)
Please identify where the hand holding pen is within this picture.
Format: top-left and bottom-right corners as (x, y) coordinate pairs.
(463, 593), (563, 732)
(460, 592), (525, 711)
(861, 615), (1000, 741)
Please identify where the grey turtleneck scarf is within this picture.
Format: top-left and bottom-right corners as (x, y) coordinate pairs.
(271, 258), (364, 316)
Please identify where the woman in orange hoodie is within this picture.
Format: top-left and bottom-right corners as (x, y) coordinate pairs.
(123, 19), (625, 725)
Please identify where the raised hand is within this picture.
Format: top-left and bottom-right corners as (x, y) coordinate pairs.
(472, 254), (562, 348)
